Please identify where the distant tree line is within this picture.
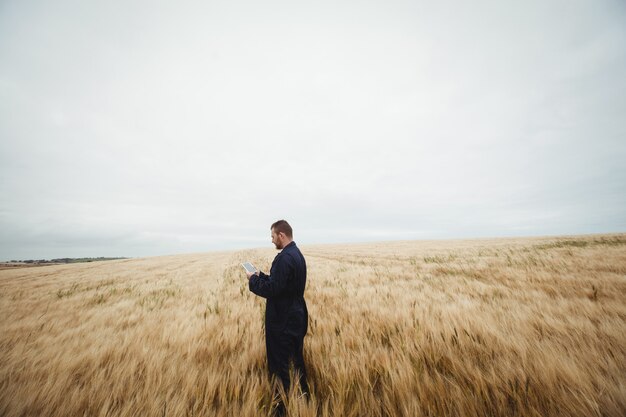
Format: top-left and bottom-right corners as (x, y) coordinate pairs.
(7, 257), (128, 264)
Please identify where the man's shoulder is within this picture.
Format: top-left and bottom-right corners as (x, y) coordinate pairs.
(283, 242), (302, 254)
(284, 243), (306, 264)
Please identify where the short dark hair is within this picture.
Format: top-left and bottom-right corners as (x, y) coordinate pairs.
(271, 220), (293, 238)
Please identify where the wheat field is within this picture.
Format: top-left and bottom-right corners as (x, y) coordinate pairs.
(1, 234), (625, 417)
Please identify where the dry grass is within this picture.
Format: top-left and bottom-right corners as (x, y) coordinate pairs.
(1, 234), (625, 417)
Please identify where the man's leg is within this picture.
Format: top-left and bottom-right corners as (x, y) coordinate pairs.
(266, 328), (291, 391)
(292, 335), (309, 398)
(266, 329), (290, 416)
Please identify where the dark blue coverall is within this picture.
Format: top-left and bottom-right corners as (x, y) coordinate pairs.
(249, 241), (309, 396)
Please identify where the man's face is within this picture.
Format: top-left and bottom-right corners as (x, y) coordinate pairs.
(271, 229), (283, 250)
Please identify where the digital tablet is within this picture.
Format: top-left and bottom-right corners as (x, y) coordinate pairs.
(241, 262), (257, 274)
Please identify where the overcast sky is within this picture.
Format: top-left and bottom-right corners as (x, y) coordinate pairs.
(1, 0), (625, 260)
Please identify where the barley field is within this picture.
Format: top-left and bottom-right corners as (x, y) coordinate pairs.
(1, 234), (625, 417)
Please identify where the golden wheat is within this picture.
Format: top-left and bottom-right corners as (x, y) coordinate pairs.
(1, 234), (625, 417)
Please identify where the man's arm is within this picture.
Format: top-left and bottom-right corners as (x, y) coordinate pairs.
(249, 258), (291, 298)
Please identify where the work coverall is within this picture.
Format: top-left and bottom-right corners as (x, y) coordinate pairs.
(249, 241), (309, 395)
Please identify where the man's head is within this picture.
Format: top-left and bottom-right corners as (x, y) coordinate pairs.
(271, 220), (293, 250)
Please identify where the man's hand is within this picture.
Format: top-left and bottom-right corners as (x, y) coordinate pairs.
(246, 270), (258, 280)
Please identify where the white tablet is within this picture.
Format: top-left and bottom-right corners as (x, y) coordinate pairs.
(241, 262), (257, 274)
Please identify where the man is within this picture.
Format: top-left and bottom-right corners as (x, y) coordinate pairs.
(247, 220), (310, 409)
